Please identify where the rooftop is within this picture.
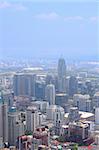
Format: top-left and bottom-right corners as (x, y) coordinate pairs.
(73, 94), (90, 99)
(56, 93), (67, 96)
(94, 92), (99, 97)
(64, 111), (94, 119)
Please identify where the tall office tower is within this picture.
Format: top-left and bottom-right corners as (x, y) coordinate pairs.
(66, 76), (70, 94)
(46, 74), (59, 92)
(35, 81), (45, 100)
(0, 92), (8, 143)
(45, 84), (55, 105)
(58, 58), (66, 93)
(26, 106), (40, 132)
(8, 107), (24, 146)
(46, 74), (54, 85)
(69, 76), (78, 97)
(55, 93), (68, 106)
(54, 75), (59, 92)
(85, 80), (92, 94)
(13, 73), (36, 97)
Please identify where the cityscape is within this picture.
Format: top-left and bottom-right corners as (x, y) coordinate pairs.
(0, 0), (99, 150)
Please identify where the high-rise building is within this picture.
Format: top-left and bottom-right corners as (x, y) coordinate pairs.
(45, 84), (55, 105)
(73, 94), (91, 112)
(95, 108), (99, 126)
(0, 92), (8, 143)
(47, 105), (65, 125)
(46, 74), (58, 92)
(13, 73), (36, 97)
(93, 92), (99, 108)
(31, 101), (49, 113)
(3, 91), (14, 107)
(8, 107), (24, 146)
(35, 81), (45, 100)
(47, 105), (65, 135)
(46, 74), (54, 85)
(68, 107), (80, 122)
(55, 93), (68, 106)
(26, 106), (40, 132)
(58, 58), (66, 93)
(69, 76), (78, 97)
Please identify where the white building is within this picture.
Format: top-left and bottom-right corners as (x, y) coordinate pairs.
(95, 108), (99, 125)
(95, 107), (99, 130)
(47, 105), (65, 126)
(95, 134), (99, 145)
(93, 92), (99, 108)
(73, 94), (91, 112)
(26, 106), (42, 132)
(31, 101), (49, 112)
(45, 84), (55, 105)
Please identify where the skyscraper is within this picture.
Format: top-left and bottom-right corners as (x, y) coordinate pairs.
(26, 106), (40, 132)
(69, 76), (78, 97)
(8, 107), (24, 146)
(35, 81), (45, 100)
(0, 92), (8, 143)
(45, 84), (55, 105)
(58, 58), (66, 93)
(13, 73), (36, 97)
(0, 93), (3, 142)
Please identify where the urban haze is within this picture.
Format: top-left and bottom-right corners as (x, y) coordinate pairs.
(0, 0), (99, 150)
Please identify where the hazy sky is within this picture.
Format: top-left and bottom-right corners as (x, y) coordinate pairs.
(0, 0), (99, 60)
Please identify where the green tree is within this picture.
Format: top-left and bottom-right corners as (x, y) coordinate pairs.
(25, 130), (32, 135)
(72, 144), (78, 150)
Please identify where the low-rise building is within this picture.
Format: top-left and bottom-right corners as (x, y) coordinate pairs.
(68, 122), (89, 142)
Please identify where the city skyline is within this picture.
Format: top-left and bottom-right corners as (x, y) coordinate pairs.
(0, 0), (98, 61)
(0, 1), (99, 148)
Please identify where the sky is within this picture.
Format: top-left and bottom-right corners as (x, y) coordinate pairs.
(0, 0), (99, 61)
